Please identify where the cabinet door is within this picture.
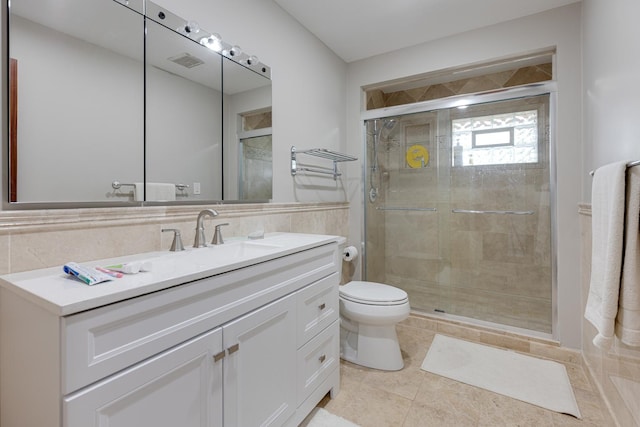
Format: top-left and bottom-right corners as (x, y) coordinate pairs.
(64, 328), (223, 427)
(223, 293), (297, 427)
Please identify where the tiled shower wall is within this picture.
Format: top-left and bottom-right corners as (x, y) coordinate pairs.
(580, 204), (640, 427)
(0, 202), (349, 275)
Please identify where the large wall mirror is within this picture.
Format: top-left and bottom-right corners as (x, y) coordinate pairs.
(4, 0), (271, 207)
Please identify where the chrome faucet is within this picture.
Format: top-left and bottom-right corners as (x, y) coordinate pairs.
(194, 209), (218, 248)
(212, 223), (229, 245)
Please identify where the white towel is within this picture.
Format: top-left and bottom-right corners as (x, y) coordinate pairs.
(133, 182), (176, 202)
(616, 165), (640, 347)
(133, 182), (145, 202)
(585, 161), (627, 350)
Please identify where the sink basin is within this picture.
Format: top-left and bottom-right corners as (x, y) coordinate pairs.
(209, 241), (283, 259)
(159, 239), (284, 270)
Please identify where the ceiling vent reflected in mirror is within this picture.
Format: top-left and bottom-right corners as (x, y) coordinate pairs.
(168, 53), (205, 68)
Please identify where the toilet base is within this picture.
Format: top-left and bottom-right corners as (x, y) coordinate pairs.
(340, 320), (404, 371)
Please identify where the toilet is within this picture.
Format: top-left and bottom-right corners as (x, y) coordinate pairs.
(339, 280), (410, 371)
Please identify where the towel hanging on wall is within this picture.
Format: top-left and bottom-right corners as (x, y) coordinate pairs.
(585, 161), (626, 350)
(616, 165), (640, 347)
(585, 161), (640, 349)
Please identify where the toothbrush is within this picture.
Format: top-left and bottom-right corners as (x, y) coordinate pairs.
(96, 267), (124, 278)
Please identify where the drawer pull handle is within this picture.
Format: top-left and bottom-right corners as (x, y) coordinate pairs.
(228, 343), (240, 355)
(319, 354), (326, 363)
(319, 303), (326, 310)
(213, 350), (226, 362)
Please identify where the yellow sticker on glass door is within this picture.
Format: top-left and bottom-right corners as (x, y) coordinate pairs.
(406, 145), (429, 168)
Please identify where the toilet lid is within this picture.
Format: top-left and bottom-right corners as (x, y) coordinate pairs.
(339, 281), (408, 305)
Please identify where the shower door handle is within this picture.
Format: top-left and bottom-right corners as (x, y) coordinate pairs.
(451, 209), (535, 215)
(376, 207), (437, 212)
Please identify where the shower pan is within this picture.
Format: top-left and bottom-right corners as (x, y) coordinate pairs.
(363, 93), (553, 334)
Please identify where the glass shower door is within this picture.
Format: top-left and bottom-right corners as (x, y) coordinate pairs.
(364, 93), (552, 333)
(445, 95), (552, 332)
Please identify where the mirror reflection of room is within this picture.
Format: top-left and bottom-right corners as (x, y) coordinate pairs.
(9, 0), (144, 203)
(7, 0), (272, 205)
(145, 17), (222, 202)
(238, 109), (272, 201)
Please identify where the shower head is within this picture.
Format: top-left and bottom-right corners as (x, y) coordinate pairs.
(382, 118), (396, 130)
(370, 118), (398, 137)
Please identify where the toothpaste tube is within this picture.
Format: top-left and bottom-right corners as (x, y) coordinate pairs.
(63, 262), (113, 286)
(104, 260), (153, 274)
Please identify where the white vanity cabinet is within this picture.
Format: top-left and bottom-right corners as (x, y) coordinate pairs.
(0, 233), (341, 427)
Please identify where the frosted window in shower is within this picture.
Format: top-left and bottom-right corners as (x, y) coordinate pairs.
(452, 109), (538, 166)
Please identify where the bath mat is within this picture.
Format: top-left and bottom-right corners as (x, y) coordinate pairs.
(301, 408), (360, 427)
(421, 334), (581, 418)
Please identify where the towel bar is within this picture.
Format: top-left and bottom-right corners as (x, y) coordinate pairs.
(589, 160), (640, 176)
(112, 181), (190, 190)
(452, 209), (535, 215)
(376, 207), (437, 212)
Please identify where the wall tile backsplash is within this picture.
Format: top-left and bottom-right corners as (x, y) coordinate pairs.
(0, 202), (349, 274)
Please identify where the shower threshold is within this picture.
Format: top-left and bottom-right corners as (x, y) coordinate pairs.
(411, 308), (555, 343)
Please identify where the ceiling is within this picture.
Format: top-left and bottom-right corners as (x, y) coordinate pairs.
(273, 0), (580, 63)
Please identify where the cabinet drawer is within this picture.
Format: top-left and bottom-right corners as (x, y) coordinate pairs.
(296, 273), (339, 347)
(62, 243), (337, 393)
(296, 320), (339, 405)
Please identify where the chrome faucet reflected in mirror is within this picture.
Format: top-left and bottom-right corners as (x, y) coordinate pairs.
(194, 209), (219, 248)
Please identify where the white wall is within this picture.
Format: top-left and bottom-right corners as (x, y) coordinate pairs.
(582, 0), (640, 200)
(582, 3), (640, 422)
(346, 3), (583, 348)
(154, 0), (349, 203)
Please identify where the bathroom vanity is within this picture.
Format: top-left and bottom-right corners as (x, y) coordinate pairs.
(0, 233), (341, 427)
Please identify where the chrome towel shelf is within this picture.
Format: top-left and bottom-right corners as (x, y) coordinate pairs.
(291, 146), (357, 180)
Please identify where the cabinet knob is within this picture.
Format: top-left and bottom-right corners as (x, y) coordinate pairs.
(213, 350), (226, 362)
(319, 354), (326, 363)
(228, 343), (240, 355)
(318, 303), (326, 310)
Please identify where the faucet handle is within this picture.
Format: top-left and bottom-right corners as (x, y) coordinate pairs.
(212, 223), (230, 245)
(162, 228), (185, 252)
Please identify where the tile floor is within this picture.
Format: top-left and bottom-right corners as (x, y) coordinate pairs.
(315, 319), (616, 427)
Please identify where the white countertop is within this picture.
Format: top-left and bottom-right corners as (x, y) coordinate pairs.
(0, 233), (342, 316)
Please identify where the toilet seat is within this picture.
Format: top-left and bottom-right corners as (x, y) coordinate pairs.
(339, 281), (408, 306)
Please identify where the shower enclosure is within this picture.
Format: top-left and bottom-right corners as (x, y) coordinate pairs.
(363, 93), (553, 334)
